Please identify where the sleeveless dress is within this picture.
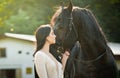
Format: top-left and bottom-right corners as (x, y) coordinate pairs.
(34, 51), (63, 78)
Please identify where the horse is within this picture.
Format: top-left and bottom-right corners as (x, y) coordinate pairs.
(50, 1), (118, 78)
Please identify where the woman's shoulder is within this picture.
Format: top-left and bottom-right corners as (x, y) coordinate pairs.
(34, 51), (47, 64)
(34, 51), (47, 59)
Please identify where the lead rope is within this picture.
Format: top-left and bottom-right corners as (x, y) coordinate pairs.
(71, 60), (75, 78)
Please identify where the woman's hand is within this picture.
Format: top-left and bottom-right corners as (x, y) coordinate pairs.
(62, 50), (70, 60)
(61, 50), (70, 71)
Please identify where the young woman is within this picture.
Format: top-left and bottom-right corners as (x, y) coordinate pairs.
(33, 24), (70, 78)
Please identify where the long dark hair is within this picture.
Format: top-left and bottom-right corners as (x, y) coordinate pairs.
(33, 24), (51, 56)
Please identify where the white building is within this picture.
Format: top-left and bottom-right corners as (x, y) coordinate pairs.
(108, 42), (120, 70)
(0, 33), (35, 78)
(0, 33), (120, 78)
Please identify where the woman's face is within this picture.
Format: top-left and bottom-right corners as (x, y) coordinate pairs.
(47, 28), (56, 44)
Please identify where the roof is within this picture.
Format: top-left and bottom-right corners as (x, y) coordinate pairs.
(4, 33), (120, 55)
(5, 33), (36, 42)
(108, 42), (120, 55)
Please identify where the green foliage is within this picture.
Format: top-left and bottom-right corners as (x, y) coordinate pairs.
(90, 0), (120, 42)
(0, 0), (120, 42)
(5, 9), (44, 35)
(0, 0), (14, 34)
(0, 0), (60, 35)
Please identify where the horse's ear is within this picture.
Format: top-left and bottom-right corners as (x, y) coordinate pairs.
(67, 0), (73, 12)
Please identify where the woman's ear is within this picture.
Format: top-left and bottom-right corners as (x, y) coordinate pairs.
(46, 36), (49, 41)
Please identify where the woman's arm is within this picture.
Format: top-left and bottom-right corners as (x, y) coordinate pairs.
(34, 53), (48, 78)
(61, 50), (70, 71)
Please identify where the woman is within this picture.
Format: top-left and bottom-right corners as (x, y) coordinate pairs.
(33, 24), (70, 78)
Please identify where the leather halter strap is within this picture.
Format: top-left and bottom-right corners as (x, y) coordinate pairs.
(70, 49), (107, 63)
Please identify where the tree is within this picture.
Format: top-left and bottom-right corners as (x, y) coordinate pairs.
(5, 9), (43, 34)
(0, 0), (120, 42)
(0, 0), (15, 34)
(0, 0), (60, 35)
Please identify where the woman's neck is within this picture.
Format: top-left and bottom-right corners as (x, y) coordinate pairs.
(41, 42), (50, 53)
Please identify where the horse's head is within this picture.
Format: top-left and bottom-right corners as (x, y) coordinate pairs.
(51, 1), (78, 53)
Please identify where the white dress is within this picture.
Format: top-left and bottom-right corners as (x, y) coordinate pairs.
(34, 51), (63, 78)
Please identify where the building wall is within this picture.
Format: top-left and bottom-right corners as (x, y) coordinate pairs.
(0, 37), (35, 78)
(0, 37), (120, 78)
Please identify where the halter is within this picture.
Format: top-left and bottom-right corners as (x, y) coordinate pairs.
(70, 49), (107, 63)
(56, 5), (78, 58)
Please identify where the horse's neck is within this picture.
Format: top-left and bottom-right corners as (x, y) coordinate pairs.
(77, 28), (107, 60)
(72, 8), (107, 60)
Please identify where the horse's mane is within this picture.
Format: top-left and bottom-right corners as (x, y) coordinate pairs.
(50, 6), (76, 26)
(72, 7), (108, 44)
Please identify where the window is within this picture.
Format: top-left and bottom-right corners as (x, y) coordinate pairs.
(26, 67), (32, 74)
(0, 48), (6, 57)
(18, 50), (22, 54)
(0, 69), (16, 78)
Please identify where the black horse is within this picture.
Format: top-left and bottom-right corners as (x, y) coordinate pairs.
(50, 1), (118, 78)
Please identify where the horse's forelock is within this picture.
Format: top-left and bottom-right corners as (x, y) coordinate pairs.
(50, 6), (73, 26)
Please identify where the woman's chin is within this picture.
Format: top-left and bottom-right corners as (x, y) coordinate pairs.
(51, 42), (56, 44)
